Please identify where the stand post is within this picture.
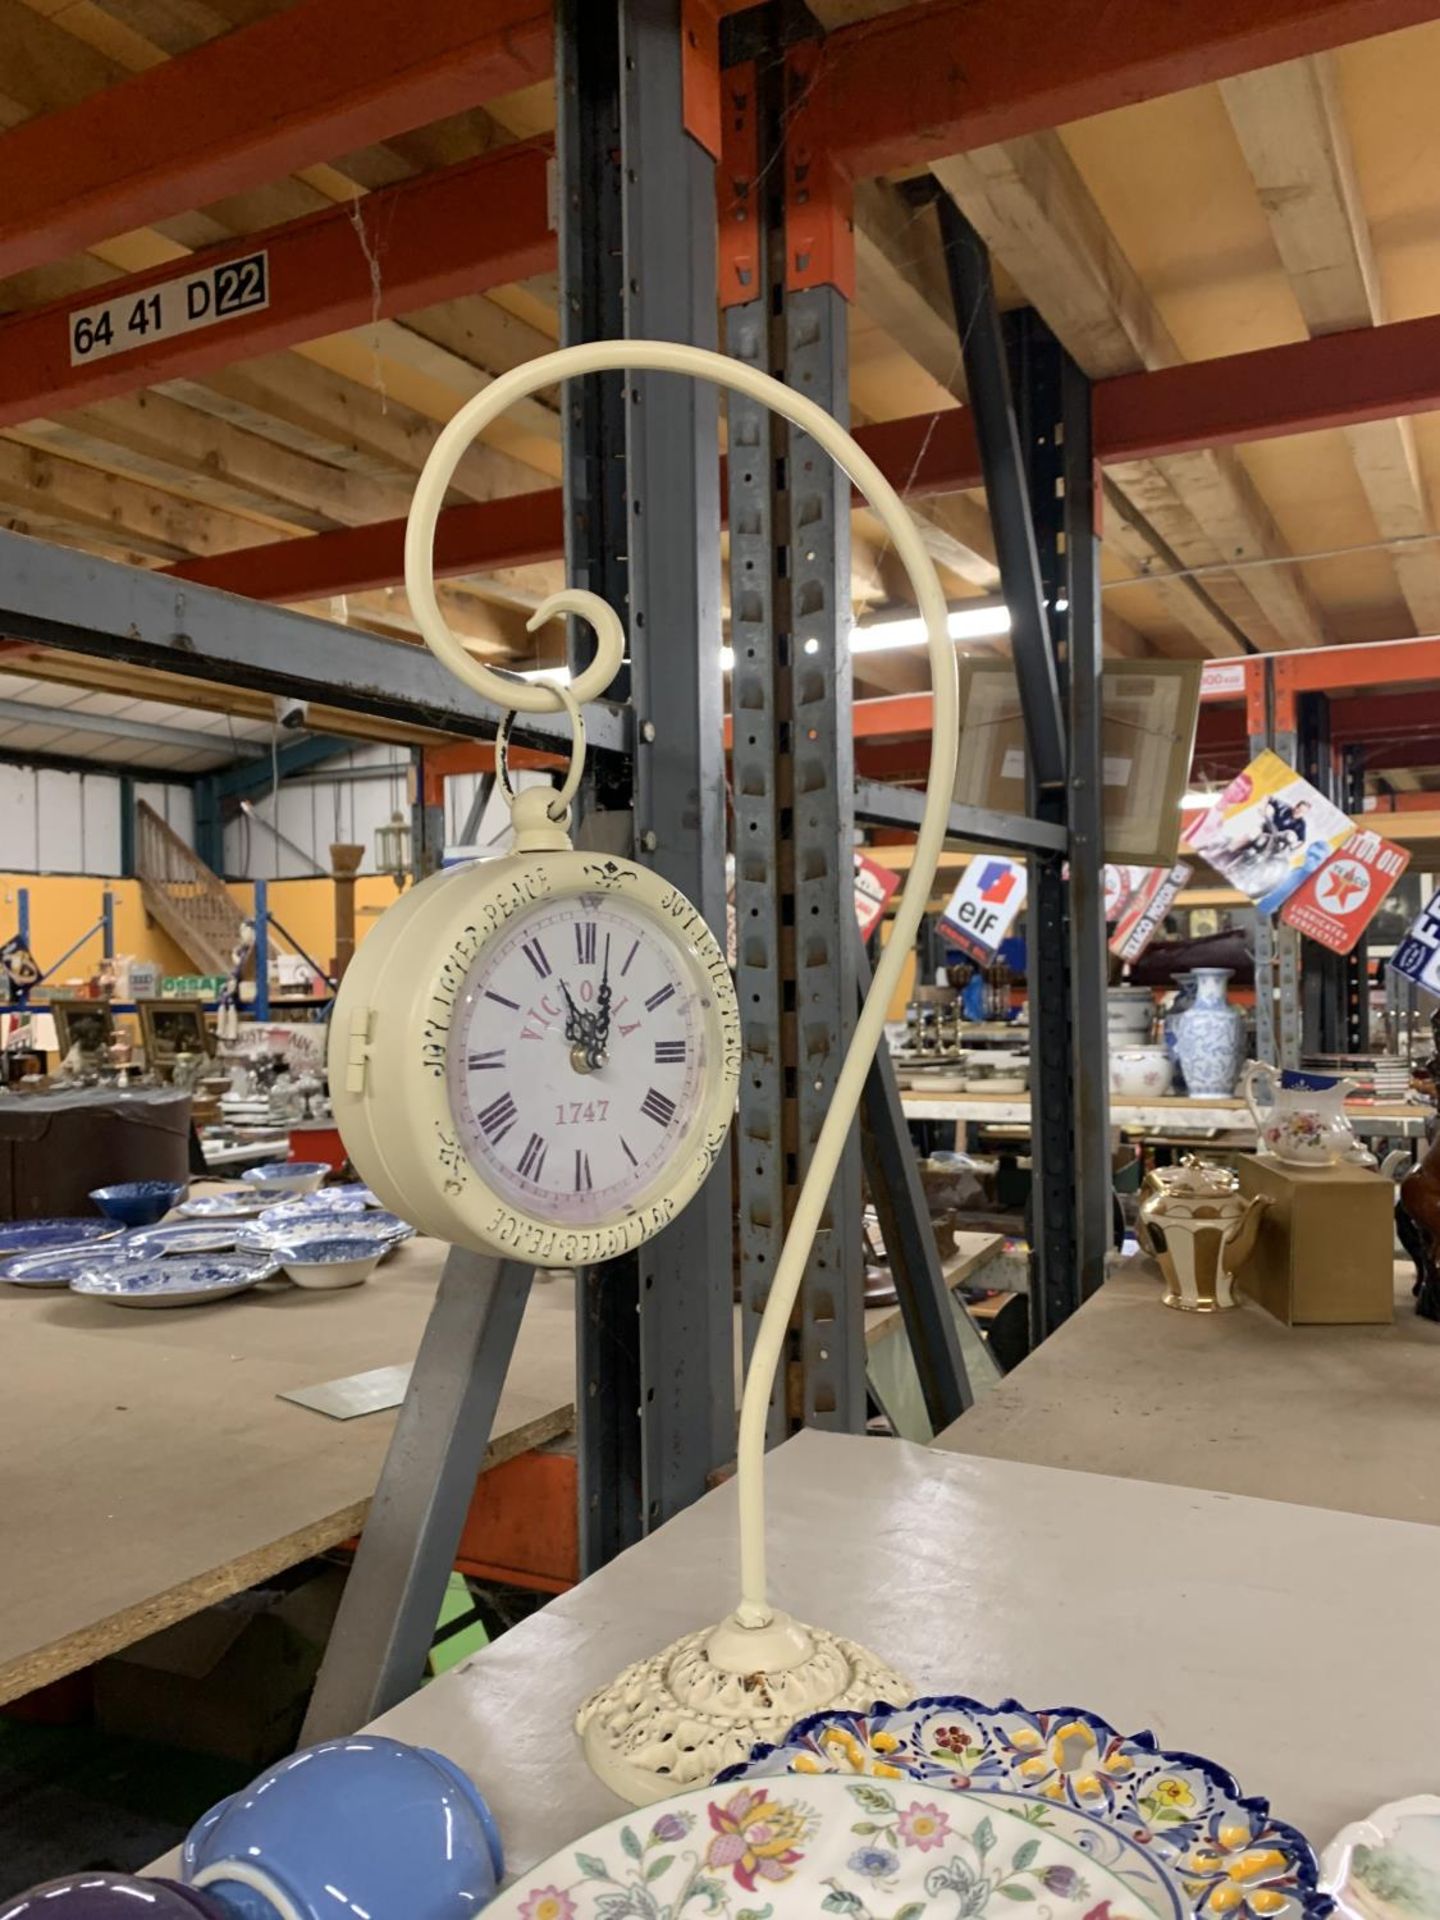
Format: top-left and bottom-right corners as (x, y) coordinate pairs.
(856, 934), (975, 1429)
(301, 1249), (535, 1741)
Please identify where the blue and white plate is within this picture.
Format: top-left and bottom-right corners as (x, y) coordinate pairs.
(126, 1221), (238, 1258)
(0, 1218), (126, 1257)
(69, 1253), (279, 1308)
(718, 1696), (1330, 1920)
(177, 1191), (270, 1220)
(257, 1192), (368, 1229)
(1, 1246), (127, 1288)
(254, 1203), (410, 1240)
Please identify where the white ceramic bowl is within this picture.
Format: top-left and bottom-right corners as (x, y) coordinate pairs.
(1110, 1044), (1175, 1098)
(241, 1160), (330, 1196)
(274, 1233), (389, 1290)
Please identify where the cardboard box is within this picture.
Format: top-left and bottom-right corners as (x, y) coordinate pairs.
(1234, 1155), (1394, 1325)
(94, 1566), (345, 1767)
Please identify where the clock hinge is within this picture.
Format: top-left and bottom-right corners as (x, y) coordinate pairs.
(344, 1006), (376, 1094)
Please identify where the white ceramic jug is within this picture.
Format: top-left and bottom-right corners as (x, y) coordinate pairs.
(1241, 1062), (1360, 1167)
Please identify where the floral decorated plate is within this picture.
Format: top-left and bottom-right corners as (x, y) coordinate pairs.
(1321, 1795), (1440, 1920)
(69, 1254), (278, 1308)
(717, 1697), (1329, 1920)
(0, 1218), (126, 1256)
(496, 1774), (1179, 1920)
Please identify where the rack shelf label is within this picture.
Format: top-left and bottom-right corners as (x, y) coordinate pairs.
(68, 251), (270, 366)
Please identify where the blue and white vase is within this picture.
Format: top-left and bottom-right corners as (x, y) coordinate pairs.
(1162, 971), (1197, 1090)
(1175, 967), (1245, 1097)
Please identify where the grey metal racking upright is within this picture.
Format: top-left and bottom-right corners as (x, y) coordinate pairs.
(0, 0), (1114, 1724)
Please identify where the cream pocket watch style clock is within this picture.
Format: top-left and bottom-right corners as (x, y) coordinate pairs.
(329, 767), (741, 1268)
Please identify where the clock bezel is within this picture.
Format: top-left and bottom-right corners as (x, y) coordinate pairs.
(329, 848), (740, 1266)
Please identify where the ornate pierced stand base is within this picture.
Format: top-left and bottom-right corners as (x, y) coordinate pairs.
(576, 1609), (908, 1805)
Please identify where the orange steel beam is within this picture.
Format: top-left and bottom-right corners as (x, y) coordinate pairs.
(172, 298), (1440, 602)
(0, 0), (551, 283)
(420, 739), (562, 808)
(1096, 307), (1440, 462)
(171, 488), (569, 601)
(0, 143), (555, 429)
(816, 0), (1440, 180)
(169, 411), (984, 599)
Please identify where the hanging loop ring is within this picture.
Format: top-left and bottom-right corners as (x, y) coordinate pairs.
(496, 679), (586, 821)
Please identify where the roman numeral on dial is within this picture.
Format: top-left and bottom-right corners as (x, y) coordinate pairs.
(521, 939), (551, 978)
(478, 1091), (518, 1143)
(574, 1149), (593, 1192)
(575, 921), (597, 964)
(517, 1132), (547, 1180)
(645, 983), (676, 1013)
(640, 1087), (676, 1128)
(654, 1039), (686, 1064)
(468, 1048), (505, 1071)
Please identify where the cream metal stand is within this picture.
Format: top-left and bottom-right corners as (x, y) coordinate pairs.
(304, 342), (962, 1796)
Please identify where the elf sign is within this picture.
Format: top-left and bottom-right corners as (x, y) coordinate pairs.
(939, 857), (1028, 962)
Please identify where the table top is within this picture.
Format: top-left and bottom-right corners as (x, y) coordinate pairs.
(149, 1428), (1440, 1878)
(937, 1263), (1440, 1525)
(0, 1235), (575, 1705)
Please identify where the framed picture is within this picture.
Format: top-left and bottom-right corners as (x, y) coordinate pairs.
(138, 997), (214, 1072)
(48, 997), (115, 1059)
(953, 658), (1202, 866)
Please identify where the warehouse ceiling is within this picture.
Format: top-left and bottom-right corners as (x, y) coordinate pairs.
(0, 670), (282, 772)
(2, 0), (1440, 720)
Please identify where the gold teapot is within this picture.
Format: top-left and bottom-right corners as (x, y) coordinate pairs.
(1137, 1158), (1268, 1313)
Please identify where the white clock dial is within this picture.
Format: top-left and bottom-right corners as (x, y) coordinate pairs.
(444, 892), (710, 1227)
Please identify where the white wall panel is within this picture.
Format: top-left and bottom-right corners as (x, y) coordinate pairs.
(36, 769), (84, 873)
(0, 763), (38, 871)
(81, 776), (123, 877)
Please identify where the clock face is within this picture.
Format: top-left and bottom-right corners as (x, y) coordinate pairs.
(444, 891), (712, 1227)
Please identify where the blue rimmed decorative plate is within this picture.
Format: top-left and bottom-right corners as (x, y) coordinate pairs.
(246, 1207), (412, 1248)
(256, 1193), (370, 1229)
(0, 1246), (126, 1288)
(717, 1698), (1329, 1920)
(493, 1774), (1182, 1920)
(69, 1253), (279, 1308)
(125, 1222), (238, 1257)
(176, 1192), (269, 1219)
(0, 1218), (126, 1257)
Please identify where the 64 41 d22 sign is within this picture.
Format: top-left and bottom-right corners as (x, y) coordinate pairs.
(68, 251), (269, 366)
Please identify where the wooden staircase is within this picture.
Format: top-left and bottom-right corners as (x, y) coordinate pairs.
(136, 800), (247, 977)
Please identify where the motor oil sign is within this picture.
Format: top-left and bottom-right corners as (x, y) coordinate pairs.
(939, 857), (1028, 962)
(1280, 829), (1410, 955)
(854, 852), (900, 940)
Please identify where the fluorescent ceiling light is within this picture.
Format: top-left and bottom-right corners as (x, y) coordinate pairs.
(522, 604), (1010, 684)
(851, 605), (1012, 652)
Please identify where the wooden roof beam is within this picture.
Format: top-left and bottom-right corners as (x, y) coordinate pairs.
(0, 141), (554, 428)
(0, 0), (550, 280)
(1220, 54), (1440, 635)
(933, 133), (1329, 652)
(817, 0), (1440, 180)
